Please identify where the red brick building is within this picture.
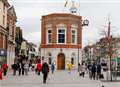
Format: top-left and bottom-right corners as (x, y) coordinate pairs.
(41, 13), (82, 70)
(0, 0), (10, 65)
(7, 6), (17, 67)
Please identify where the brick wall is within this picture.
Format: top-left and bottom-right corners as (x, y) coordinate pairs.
(41, 13), (82, 48)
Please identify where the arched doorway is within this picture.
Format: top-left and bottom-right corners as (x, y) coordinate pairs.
(57, 53), (65, 70)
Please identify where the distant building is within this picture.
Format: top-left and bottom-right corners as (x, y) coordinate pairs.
(40, 13), (82, 70)
(20, 39), (29, 58)
(7, 6), (17, 67)
(0, 0), (10, 65)
(83, 37), (120, 64)
(15, 27), (23, 57)
(28, 42), (37, 60)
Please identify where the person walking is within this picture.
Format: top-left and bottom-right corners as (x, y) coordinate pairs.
(21, 61), (25, 75)
(42, 62), (49, 84)
(51, 63), (55, 74)
(24, 61), (29, 75)
(18, 63), (22, 76)
(35, 63), (37, 74)
(36, 61), (42, 75)
(96, 63), (101, 80)
(91, 62), (96, 80)
(87, 64), (92, 79)
(2, 63), (8, 76)
(67, 62), (72, 73)
(11, 63), (18, 76)
(81, 63), (86, 78)
(78, 63), (81, 76)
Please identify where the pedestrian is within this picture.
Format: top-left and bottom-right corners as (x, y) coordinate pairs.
(21, 61), (25, 75)
(78, 63), (81, 76)
(18, 63), (22, 76)
(96, 63), (101, 80)
(2, 63), (8, 76)
(36, 61), (42, 75)
(24, 61), (29, 75)
(67, 62), (72, 73)
(51, 62), (55, 74)
(91, 62), (96, 80)
(87, 64), (92, 79)
(81, 63), (86, 78)
(0, 65), (3, 80)
(11, 63), (18, 76)
(42, 61), (49, 84)
(35, 63), (37, 74)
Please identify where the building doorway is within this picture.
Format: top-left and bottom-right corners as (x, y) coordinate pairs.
(57, 53), (65, 70)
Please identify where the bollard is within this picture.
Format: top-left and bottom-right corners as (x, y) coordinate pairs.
(0, 69), (2, 80)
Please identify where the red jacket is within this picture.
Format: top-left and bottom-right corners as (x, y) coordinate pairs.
(37, 63), (42, 71)
(2, 63), (8, 69)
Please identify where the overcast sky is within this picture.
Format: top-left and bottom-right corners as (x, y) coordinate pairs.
(9, 0), (120, 47)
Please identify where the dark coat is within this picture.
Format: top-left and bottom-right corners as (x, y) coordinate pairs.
(91, 64), (96, 73)
(96, 64), (101, 73)
(42, 62), (49, 74)
(11, 64), (18, 70)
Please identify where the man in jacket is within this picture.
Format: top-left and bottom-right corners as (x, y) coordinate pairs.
(42, 62), (49, 84)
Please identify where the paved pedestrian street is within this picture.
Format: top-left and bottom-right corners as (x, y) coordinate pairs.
(0, 70), (120, 87)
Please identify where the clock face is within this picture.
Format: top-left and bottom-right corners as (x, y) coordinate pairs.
(83, 20), (89, 26)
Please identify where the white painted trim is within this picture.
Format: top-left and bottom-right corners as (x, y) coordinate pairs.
(57, 27), (66, 44)
(71, 27), (77, 45)
(46, 28), (52, 44)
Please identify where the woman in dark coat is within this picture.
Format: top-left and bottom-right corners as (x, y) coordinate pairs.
(11, 63), (18, 76)
(42, 62), (49, 84)
(91, 63), (96, 80)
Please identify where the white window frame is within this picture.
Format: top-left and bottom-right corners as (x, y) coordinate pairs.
(46, 28), (52, 44)
(71, 28), (77, 44)
(57, 27), (66, 44)
(71, 24), (78, 44)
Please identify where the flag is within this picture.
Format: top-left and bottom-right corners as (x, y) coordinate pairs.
(64, 0), (68, 7)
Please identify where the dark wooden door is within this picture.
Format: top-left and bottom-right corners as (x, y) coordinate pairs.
(57, 53), (65, 70)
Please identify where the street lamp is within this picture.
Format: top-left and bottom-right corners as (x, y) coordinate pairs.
(78, 19), (89, 72)
(96, 44), (101, 63)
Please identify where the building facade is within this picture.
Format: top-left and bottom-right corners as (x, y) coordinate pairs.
(20, 39), (29, 58)
(0, 0), (10, 65)
(15, 27), (23, 57)
(7, 6), (17, 67)
(28, 42), (37, 60)
(40, 13), (82, 70)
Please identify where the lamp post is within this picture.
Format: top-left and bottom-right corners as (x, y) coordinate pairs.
(107, 21), (113, 81)
(78, 19), (89, 72)
(96, 44), (101, 63)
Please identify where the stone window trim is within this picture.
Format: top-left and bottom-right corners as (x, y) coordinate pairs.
(46, 28), (52, 44)
(71, 24), (78, 44)
(71, 29), (77, 44)
(57, 27), (66, 44)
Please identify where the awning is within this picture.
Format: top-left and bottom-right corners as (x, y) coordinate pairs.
(112, 57), (120, 63)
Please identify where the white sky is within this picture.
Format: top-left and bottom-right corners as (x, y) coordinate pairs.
(8, 0), (120, 47)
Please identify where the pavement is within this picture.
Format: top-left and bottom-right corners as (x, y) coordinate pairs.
(0, 70), (120, 87)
